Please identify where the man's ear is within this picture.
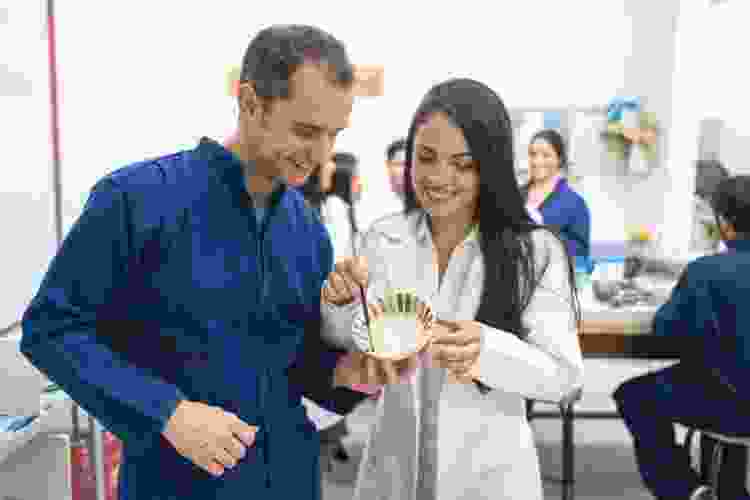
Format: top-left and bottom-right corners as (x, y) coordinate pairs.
(238, 82), (261, 117)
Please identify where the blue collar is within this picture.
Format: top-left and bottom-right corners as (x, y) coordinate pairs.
(196, 137), (288, 206)
(724, 239), (750, 252)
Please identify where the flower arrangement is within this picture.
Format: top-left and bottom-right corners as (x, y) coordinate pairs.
(602, 97), (659, 163)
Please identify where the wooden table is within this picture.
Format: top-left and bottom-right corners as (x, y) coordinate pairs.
(579, 318), (681, 359)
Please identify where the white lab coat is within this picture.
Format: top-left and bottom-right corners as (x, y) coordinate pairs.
(321, 211), (584, 499)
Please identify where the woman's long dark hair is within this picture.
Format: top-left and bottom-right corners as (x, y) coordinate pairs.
(402, 79), (580, 340)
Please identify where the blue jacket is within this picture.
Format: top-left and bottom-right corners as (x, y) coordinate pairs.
(20, 138), (364, 499)
(524, 178), (591, 262)
(653, 239), (750, 400)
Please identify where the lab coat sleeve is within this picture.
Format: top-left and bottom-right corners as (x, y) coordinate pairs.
(20, 179), (186, 452)
(286, 224), (368, 415)
(320, 226), (385, 352)
(470, 229), (584, 403)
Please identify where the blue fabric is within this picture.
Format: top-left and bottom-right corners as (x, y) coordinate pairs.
(535, 178), (592, 263)
(652, 239), (750, 399)
(20, 138), (364, 500)
(614, 364), (750, 500)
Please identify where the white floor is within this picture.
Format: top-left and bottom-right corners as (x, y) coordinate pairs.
(321, 358), (689, 500)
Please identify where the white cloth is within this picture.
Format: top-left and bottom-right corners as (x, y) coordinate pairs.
(321, 211), (584, 500)
(320, 196), (359, 261)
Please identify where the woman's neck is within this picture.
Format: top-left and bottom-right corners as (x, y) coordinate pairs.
(530, 173), (561, 194)
(429, 212), (475, 250)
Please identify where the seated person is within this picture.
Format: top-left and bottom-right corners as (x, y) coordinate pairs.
(613, 175), (750, 500)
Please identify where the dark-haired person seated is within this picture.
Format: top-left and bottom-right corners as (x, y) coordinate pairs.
(613, 176), (750, 500)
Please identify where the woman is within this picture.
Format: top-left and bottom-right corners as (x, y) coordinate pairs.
(301, 152), (362, 260)
(523, 129), (591, 266)
(321, 79), (584, 499)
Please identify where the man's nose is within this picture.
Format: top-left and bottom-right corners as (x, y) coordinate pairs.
(310, 135), (335, 168)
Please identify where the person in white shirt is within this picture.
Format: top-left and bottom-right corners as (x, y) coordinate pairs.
(319, 78), (584, 500)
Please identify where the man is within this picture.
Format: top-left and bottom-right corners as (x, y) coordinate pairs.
(613, 176), (750, 500)
(20, 25), (390, 500)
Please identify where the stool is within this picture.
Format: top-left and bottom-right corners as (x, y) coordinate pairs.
(527, 386), (584, 500)
(683, 428), (750, 498)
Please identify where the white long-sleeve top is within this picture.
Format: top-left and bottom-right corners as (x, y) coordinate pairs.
(321, 210), (584, 500)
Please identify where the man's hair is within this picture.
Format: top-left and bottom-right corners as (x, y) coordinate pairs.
(239, 25), (354, 101)
(386, 138), (407, 161)
(711, 175), (750, 235)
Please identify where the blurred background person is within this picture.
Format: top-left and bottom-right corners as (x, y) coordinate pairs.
(301, 151), (362, 259)
(385, 138), (408, 207)
(692, 158), (730, 253)
(522, 129), (591, 268)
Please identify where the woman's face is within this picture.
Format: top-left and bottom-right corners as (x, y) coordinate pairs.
(412, 112), (480, 220)
(528, 138), (561, 184)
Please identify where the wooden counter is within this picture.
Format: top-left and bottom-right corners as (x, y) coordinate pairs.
(579, 315), (680, 359)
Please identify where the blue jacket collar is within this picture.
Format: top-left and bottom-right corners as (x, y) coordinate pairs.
(725, 239), (750, 252)
(196, 137), (288, 207)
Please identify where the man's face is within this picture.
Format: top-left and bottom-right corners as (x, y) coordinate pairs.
(240, 63), (354, 187)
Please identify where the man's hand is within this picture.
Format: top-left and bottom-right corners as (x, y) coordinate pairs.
(429, 320), (483, 381)
(162, 401), (258, 477)
(322, 256), (369, 306)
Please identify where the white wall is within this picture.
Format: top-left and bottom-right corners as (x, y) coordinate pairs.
(55, 0), (636, 231)
(661, 0), (750, 256)
(0, 0), (58, 329)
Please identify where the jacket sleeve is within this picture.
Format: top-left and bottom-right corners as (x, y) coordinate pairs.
(286, 223), (368, 415)
(469, 229), (585, 403)
(20, 179), (185, 452)
(652, 263), (713, 342)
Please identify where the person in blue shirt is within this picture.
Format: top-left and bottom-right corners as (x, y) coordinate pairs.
(521, 129), (591, 266)
(613, 176), (750, 500)
(19, 24), (405, 500)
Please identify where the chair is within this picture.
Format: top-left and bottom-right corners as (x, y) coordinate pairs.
(526, 386), (584, 500)
(683, 427), (750, 498)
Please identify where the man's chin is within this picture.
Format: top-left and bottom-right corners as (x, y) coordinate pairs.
(287, 174), (309, 187)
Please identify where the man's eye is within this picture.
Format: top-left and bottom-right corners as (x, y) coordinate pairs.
(295, 128), (317, 139)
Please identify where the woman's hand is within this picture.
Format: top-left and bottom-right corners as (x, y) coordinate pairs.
(322, 256), (369, 306)
(429, 320), (483, 380)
